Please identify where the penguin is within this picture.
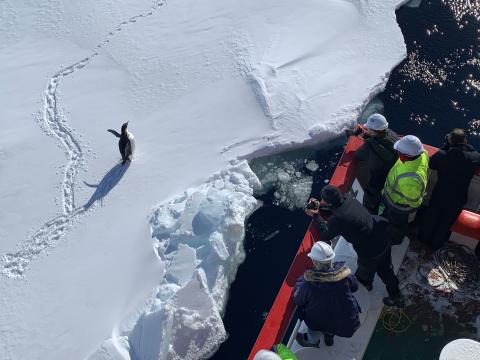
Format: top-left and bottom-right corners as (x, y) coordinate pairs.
(107, 122), (135, 165)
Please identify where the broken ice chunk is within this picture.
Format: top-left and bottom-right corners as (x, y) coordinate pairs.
(192, 188), (225, 236)
(150, 207), (180, 239)
(129, 269), (227, 360)
(166, 244), (198, 286)
(305, 160), (319, 172)
(209, 232), (229, 261)
(156, 283), (181, 303)
(178, 191), (205, 233)
(170, 269), (227, 359)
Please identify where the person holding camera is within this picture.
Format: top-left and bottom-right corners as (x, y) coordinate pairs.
(305, 185), (404, 308)
(352, 114), (399, 214)
(293, 242), (360, 348)
(418, 128), (480, 250)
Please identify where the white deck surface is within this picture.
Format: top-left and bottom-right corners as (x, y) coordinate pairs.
(291, 179), (410, 360)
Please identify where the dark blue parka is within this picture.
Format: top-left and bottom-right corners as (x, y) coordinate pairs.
(293, 262), (361, 338)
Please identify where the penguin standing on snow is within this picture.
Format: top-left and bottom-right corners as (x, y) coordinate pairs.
(107, 122), (135, 165)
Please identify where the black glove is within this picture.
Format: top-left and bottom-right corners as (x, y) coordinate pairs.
(345, 125), (364, 137)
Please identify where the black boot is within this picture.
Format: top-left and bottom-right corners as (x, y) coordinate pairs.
(323, 332), (334, 346)
(357, 276), (373, 291)
(295, 332), (320, 347)
(383, 295), (405, 308)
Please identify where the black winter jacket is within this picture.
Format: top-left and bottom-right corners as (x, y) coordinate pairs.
(355, 130), (399, 188)
(429, 143), (480, 207)
(293, 262), (361, 337)
(314, 195), (389, 259)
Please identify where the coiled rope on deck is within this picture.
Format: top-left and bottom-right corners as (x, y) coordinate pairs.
(432, 243), (480, 293)
(416, 243), (480, 294)
(382, 244), (480, 333)
(380, 307), (412, 333)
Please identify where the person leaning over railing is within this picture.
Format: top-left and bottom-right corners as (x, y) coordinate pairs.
(305, 185), (404, 308)
(381, 135), (429, 246)
(352, 114), (399, 214)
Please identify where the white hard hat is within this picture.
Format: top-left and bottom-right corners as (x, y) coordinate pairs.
(253, 350), (281, 360)
(365, 113), (389, 131)
(394, 135), (424, 157)
(308, 242), (335, 262)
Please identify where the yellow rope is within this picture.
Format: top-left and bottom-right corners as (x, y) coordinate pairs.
(380, 307), (412, 333)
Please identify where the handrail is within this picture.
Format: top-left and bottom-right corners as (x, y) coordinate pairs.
(451, 209), (480, 240)
(286, 319), (302, 348)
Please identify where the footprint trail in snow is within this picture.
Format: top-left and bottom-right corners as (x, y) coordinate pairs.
(1, 0), (167, 278)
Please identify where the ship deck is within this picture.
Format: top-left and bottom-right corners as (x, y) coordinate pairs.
(249, 136), (480, 360)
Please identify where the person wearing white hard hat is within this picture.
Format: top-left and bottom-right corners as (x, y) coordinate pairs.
(353, 113), (400, 214)
(381, 135), (429, 267)
(293, 241), (361, 348)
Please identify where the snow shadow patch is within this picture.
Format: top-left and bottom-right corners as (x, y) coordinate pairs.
(83, 162), (129, 209)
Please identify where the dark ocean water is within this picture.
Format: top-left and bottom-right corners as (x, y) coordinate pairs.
(211, 1), (480, 359)
(366, 1), (480, 359)
(381, 0), (480, 150)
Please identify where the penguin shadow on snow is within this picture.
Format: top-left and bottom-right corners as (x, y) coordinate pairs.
(83, 162), (130, 209)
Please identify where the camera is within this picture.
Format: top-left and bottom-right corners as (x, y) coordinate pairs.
(345, 126), (364, 137)
(305, 201), (319, 210)
(352, 127), (364, 136)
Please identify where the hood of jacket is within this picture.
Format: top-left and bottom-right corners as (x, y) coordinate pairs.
(304, 261), (351, 283)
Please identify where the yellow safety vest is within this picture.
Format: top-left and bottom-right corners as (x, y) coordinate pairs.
(383, 150), (429, 212)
